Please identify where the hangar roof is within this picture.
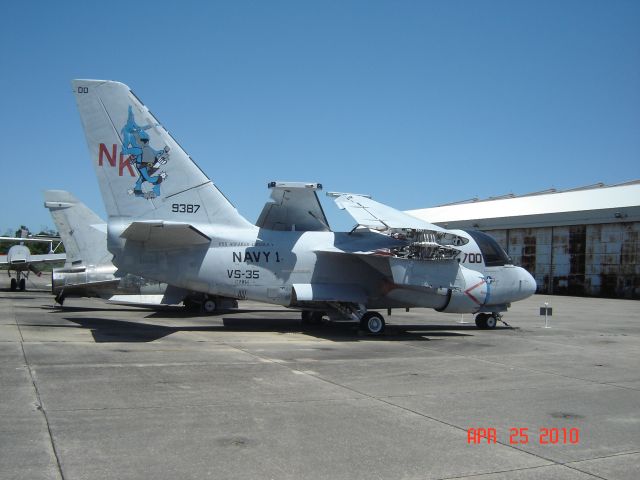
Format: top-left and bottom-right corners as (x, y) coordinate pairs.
(406, 180), (640, 230)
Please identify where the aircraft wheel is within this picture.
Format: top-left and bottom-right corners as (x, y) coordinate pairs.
(360, 311), (385, 335)
(10, 278), (17, 291)
(55, 294), (65, 306)
(202, 299), (217, 314)
(301, 310), (312, 324)
(19, 279), (26, 291)
(475, 313), (488, 329)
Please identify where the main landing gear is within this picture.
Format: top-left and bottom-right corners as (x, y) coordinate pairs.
(300, 306), (387, 335)
(475, 312), (500, 329)
(183, 295), (239, 314)
(9, 274), (26, 291)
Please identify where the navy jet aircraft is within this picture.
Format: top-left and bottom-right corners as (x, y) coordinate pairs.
(44, 190), (237, 312)
(72, 79), (536, 334)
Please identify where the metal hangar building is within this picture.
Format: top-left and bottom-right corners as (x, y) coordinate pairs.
(406, 180), (640, 299)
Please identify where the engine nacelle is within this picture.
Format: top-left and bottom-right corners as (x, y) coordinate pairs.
(436, 265), (488, 314)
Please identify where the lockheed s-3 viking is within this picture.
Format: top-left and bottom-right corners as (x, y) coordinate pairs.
(72, 79), (537, 334)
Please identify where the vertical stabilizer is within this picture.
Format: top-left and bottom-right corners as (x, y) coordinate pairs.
(44, 190), (111, 267)
(71, 79), (253, 228)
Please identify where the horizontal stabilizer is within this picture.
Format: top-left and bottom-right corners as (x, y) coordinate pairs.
(121, 221), (210, 247)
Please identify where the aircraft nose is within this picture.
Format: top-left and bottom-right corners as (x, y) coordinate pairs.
(519, 267), (537, 299)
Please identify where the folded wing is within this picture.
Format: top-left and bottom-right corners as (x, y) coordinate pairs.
(256, 182), (330, 232)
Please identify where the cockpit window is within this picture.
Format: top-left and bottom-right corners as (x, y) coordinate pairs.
(464, 230), (512, 267)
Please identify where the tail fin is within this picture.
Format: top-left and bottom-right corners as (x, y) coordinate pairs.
(44, 190), (111, 267)
(71, 79), (252, 228)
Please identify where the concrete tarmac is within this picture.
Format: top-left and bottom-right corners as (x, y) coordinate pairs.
(1, 275), (639, 479)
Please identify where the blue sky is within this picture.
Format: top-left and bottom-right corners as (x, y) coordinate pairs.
(1, 0), (639, 234)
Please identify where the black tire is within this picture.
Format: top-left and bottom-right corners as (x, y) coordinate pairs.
(485, 314), (498, 329)
(360, 311), (385, 335)
(19, 278), (26, 291)
(475, 313), (488, 329)
(202, 299), (217, 313)
(10, 278), (17, 291)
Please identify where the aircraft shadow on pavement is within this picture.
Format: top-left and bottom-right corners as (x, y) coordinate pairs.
(0, 288), (49, 294)
(55, 316), (479, 343)
(45, 305), (156, 313)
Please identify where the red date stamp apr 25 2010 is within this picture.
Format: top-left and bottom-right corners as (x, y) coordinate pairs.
(467, 427), (580, 445)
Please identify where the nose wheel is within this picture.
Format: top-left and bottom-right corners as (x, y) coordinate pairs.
(475, 313), (499, 329)
(360, 311), (386, 335)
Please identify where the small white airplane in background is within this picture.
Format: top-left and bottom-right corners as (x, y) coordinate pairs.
(0, 237), (66, 291)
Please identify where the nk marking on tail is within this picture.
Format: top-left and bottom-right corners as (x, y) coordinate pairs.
(98, 143), (136, 177)
(97, 106), (171, 200)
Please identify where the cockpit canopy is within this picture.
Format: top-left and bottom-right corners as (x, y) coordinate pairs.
(464, 230), (512, 267)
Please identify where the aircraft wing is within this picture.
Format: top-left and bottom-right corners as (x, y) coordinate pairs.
(333, 194), (447, 232)
(25, 253), (67, 265)
(256, 182), (330, 232)
(0, 255), (7, 265)
(0, 236), (59, 243)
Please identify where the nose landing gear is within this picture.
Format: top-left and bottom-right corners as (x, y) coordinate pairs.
(9, 274), (26, 291)
(475, 312), (501, 329)
(360, 311), (386, 335)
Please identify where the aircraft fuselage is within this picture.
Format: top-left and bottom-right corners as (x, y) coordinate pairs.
(108, 224), (536, 315)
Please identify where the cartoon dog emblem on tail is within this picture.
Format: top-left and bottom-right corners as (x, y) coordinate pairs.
(121, 106), (170, 199)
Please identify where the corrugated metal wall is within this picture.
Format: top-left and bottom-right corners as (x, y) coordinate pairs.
(487, 222), (640, 299)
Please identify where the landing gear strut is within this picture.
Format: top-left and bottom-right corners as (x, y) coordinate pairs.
(475, 313), (499, 329)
